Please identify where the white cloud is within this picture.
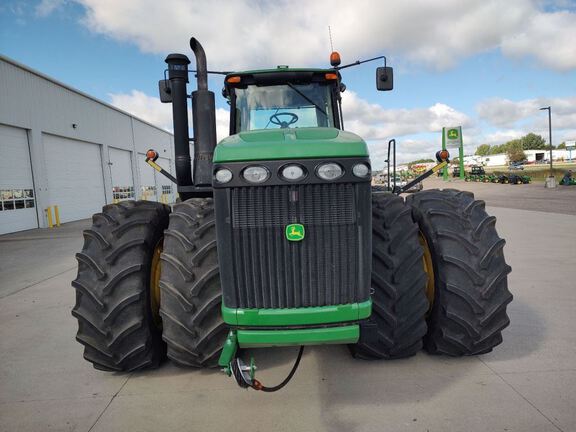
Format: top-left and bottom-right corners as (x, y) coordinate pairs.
(501, 11), (576, 71)
(338, 91), (472, 167)
(342, 91), (471, 140)
(38, 0), (576, 71)
(109, 90), (230, 142)
(476, 96), (576, 130)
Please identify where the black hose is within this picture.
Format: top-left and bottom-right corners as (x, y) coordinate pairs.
(230, 346), (305, 392)
(253, 346), (305, 393)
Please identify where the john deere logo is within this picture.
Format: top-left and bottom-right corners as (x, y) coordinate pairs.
(286, 223), (305, 241)
(447, 128), (459, 139)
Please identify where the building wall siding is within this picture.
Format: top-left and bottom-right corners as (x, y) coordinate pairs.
(0, 56), (175, 231)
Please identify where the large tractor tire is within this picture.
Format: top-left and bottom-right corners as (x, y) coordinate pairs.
(407, 189), (513, 356)
(72, 201), (171, 371)
(159, 198), (227, 367)
(350, 193), (428, 359)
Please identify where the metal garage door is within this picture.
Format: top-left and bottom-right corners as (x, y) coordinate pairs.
(0, 124), (38, 234)
(137, 152), (157, 201)
(108, 147), (134, 202)
(156, 157), (175, 203)
(44, 134), (106, 223)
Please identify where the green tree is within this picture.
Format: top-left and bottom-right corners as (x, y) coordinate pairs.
(557, 142), (566, 149)
(507, 140), (527, 162)
(521, 133), (546, 150)
(475, 144), (491, 156)
(407, 158), (434, 168)
(490, 143), (508, 154)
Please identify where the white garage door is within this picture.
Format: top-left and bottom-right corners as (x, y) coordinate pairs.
(156, 157), (175, 203)
(108, 147), (134, 202)
(137, 152), (157, 201)
(0, 124), (38, 234)
(44, 134), (106, 223)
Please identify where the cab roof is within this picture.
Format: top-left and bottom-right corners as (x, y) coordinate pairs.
(224, 67), (340, 87)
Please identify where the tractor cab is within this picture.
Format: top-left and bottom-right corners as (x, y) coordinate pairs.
(223, 68), (343, 134)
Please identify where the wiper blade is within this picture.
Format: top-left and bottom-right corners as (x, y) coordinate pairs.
(286, 83), (326, 115)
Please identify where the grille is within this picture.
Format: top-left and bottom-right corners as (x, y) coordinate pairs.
(226, 183), (362, 309)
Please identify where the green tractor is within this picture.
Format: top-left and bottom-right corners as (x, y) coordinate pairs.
(72, 38), (512, 390)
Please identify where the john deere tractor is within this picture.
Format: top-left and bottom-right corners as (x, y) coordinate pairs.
(72, 38), (512, 390)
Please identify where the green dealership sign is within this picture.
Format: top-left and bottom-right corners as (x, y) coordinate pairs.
(444, 126), (462, 149)
(442, 126), (464, 180)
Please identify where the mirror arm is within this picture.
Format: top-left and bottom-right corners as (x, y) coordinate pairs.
(336, 55), (386, 70)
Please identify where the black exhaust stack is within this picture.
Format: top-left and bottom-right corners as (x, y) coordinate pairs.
(162, 38), (216, 198)
(189, 38), (217, 188)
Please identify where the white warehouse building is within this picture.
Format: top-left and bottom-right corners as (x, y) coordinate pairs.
(0, 56), (176, 235)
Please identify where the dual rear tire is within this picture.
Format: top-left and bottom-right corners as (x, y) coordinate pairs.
(72, 198), (225, 371)
(351, 189), (512, 359)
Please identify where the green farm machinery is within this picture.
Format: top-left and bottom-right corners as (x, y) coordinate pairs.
(72, 38), (512, 390)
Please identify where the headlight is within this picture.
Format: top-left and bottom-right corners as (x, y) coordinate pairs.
(214, 168), (233, 184)
(316, 163), (343, 181)
(281, 164), (306, 181)
(242, 166), (270, 183)
(352, 163), (371, 178)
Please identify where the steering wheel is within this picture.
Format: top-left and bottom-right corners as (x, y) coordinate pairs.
(269, 112), (299, 128)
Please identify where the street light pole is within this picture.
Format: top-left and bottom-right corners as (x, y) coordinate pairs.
(540, 106), (553, 177)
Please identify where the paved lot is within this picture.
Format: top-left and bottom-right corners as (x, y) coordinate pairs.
(423, 176), (576, 215)
(1, 183), (575, 432)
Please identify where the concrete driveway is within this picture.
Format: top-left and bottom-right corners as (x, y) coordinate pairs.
(1, 186), (575, 431)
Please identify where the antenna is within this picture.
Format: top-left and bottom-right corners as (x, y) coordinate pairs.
(328, 26), (334, 52)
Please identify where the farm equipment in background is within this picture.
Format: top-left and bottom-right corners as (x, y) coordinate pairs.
(560, 171), (574, 186)
(465, 165), (487, 182)
(71, 38), (512, 391)
(508, 174), (531, 184)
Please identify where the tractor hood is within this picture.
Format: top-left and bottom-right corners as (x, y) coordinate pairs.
(213, 127), (369, 163)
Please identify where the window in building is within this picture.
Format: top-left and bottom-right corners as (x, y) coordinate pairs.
(140, 186), (157, 200)
(1, 189), (35, 211)
(112, 186), (135, 201)
(160, 185), (173, 204)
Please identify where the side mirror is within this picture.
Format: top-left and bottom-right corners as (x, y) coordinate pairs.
(158, 79), (172, 103)
(376, 67), (393, 91)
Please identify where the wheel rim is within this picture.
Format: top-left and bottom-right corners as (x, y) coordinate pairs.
(150, 239), (163, 328)
(419, 232), (435, 311)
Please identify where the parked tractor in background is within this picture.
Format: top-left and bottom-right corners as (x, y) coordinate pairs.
(72, 38), (512, 390)
(508, 174), (531, 185)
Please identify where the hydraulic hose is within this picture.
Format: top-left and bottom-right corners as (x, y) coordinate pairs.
(231, 346), (305, 393)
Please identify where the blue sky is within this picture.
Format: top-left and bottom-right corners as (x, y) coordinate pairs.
(1, 0), (575, 167)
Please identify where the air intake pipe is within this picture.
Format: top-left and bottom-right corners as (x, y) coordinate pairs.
(165, 53), (193, 188)
(189, 38), (217, 188)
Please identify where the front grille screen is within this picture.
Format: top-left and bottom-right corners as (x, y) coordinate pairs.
(228, 183), (360, 309)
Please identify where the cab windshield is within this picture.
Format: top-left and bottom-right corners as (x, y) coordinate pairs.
(233, 83), (336, 132)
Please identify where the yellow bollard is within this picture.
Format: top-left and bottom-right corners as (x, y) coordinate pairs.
(45, 206), (53, 228)
(54, 205), (61, 227)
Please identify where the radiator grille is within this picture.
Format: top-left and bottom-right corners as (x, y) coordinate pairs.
(228, 184), (360, 309)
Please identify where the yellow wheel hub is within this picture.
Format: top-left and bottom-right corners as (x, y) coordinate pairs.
(150, 239), (163, 328)
(419, 232), (435, 310)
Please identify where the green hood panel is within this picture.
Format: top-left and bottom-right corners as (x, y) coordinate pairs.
(213, 127), (368, 162)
